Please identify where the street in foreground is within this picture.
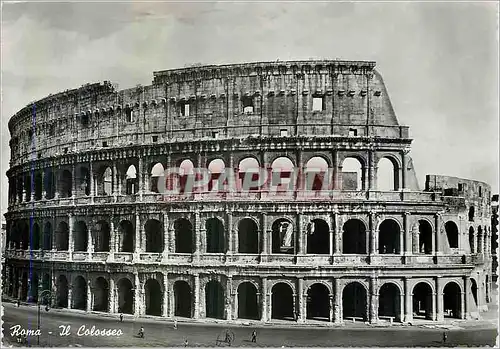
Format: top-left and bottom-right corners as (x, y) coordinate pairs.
(2, 303), (498, 347)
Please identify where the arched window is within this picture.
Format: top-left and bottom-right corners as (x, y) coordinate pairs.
(445, 221), (459, 248)
(377, 157), (398, 191)
(341, 158), (363, 190)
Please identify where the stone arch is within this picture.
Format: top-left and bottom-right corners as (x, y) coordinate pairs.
(418, 220), (433, 254)
(271, 282), (294, 320)
(341, 157), (363, 190)
(443, 281), (461, 318)
(144, 219), (163, 253)
(238, 218), (259, 253)
(43, 222), (52, 250)
(206, 217), (225, 253)
(125, 165), (138, 195)
(93, 277), (109, 312)
(118, 220), (134, 252)
(207, 158), (226, 192)
(306, 283), (330, 321)
(150, 162), (165, 193)
(469, 226), (475, 253)
(378, 282), (401, 321)
(205, 280), (225, 319)
(32, 222), (41, 250)
(44, 168), (55, 199)
(377, 156), (399, 191)
(34, 171), (43, 200)
(342, 281), (368, 321)
(57, 275), (69, 308)
(77, 166), (90, 196)
(272, 217), (294, 254)
(343, 219), (367, 254)
(477, 226), (483, 254)
(56, 221), (69, 251)
(468, 206), (475, 222)
(72, 276), (87, 310)
(73, 221), (88, 252)
(97, 166), (113, 196)
(412, 282), (433, 319)
(470, 278), (478, 306)
(174, 218), (193, 253)
(173, 280), (192, 318)
(145, 279), (163, 316)
(270, 156), (295, 191)
(178, 159), (195, 194)
(304, 156), (329, 191)
(237, 282), (259, 320)
(445, 221), (459, 248)
(238, 157), (261, 191)
(378, 219), (401, 254)
(307, 219), (330, 254)
(94, 220), (111, 252)
(117, 278), (134, 314)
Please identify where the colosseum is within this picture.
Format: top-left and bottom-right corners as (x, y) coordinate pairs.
(3, 60), (494, 325)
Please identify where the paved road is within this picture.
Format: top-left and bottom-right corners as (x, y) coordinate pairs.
(2, 303), (497, 347)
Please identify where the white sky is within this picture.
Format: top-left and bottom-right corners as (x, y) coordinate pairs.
(1, 2), (499, 216)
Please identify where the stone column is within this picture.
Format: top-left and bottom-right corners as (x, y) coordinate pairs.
(261, 277), (268, 322)
(401, 149), (408, 190)
(404, 278), (412, 322)
(431, 290), (437, 321)
(297, 214), (305, 255)
(460, 290), (465, 319)
(463, 276), (470, 319)
(138, 156), (144, 201)
(329, 213), (334, 256)
(135, 213), (141, 255)
(112, 161), (117, 198)
(134, 273), (141, 316)
(87, 223), (93, 254)
(334, 211), (341, 254)
(404, 212), (411, 256)
(333, 278), (342, 323)
(194, 212), (201, 259)
(227, 211), (234, 254)
(89, 160), (94, 197)
(109, 217), (115, 254)
(194, 274), (200, 319)
(297, 278), (305, 322)
(163, 213), (169, 257)
(368, 150), (376, 190)
(369, 211), (377, 255)
(226, 277), (233, 320)
(329, 294), (334, 322)
(162, 274), (168, 317)
(68, 214), (74, 257)
(42, 170), (47, 199)
(435, 213), (442, 256)
(72, 163), (77, 198)
(86, 279), (92, 312)
(369, 276), (378, 323)
(261, 213), (269, 256)
(399, 293), (405, 323)
(109, 278), (115, 313)
(436, 276), (443, 321)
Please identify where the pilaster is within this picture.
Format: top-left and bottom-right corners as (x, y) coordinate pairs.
(333, 278), (342, 324)
(404, 277), (412, 322)
(194, 274), (200, 319)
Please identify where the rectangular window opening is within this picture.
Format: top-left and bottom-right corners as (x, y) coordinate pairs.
(181, 103), (190, 117)
(242, 96), (254, 114)
(102, 141), (108, 147)
(312, 96), (324, 111)
(458, 183), (463, 191)
(348, 128), (358, 137)
(212, 131), (220, 139)
(152, 136), (158, 143)
(280, 129), (288, 137)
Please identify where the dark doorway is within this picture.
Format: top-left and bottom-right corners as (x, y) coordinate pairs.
(174, 281), (192, 318)
(119, 220), (134, 252)
(418, 220), (432, 254)
(445, 221), (459, 248)
(238, 218), (259, 253)
(145, 219), (163, 253)
(145, 279), (162, 316)
(237, 282), (259, 320)
(378, 283), (401, 321)
(206, 218), (225, 253)
(57, 275), (69, 308)
(93, 277), (109, 312)
(412, 282), (433, 319)
(378, 219), (400, 254)
(117, 278), (134, 314)
(307, 220), (330, 254)
(342, 219), (366, 254)
(174, 219), (193, 253)
(271, 283), (294, 320)
(443, 282), (461, 318)
(205, 280), (225, 319)
(72, 276), (87, 310)
(306, 283), (330, 321)
(342, 282), (367, 321)
(74, 221), (88, 251)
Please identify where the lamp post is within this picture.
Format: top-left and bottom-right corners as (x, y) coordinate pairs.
(37, 289), (53, 346)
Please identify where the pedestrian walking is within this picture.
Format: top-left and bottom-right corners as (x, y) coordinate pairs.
(251, 330), (257, 343)
(442, 331), (448, 344)
(184, 339), (189, 347)
(173, 318), (178, 329)
(119, 313), (123, 322)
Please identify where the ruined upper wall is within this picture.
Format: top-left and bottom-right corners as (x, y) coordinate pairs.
(8, 60), (410, 166)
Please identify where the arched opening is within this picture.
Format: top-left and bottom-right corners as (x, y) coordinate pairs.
(342, 282), (367, 321)
(445, 221), (459, 248)
(145, 219), (163, 253)
(29, 273), (39, 303)
(72, 276), (87, 310)
(270, 157), (295, 192)
(174, 218), (193, 253)
(57, 275), (69, 308)
(99, 167), (113, 196)
(117, 278), (134, 314)
(238, 218), (259, 253)
(119, 220), (134, 252)
(19, 221), (29, 250)
(470, 278), (478, 306)
(477, 226), (483, 254)
(34, 172), (43, 200)
(145, 279), (162, 316)
(206, 218), (224, 253)
(237, 282), (259, 320)
(443, 282), (461, 318)
(179, 159), (195, 194)
(43, 222), (52, 250)
(173, 281), (192, 318)
(377, 157), (398, 191)
(418, 220), (433, 254)
(73, 221), (88, 252)
(378, 219), (400, 254)
(32, 223), (41, 250)
(379, 283), (401, 321)
(307, 219), (329, 254)
(271, 283), (294, 320)
(95, 221), (110, 252)
(150, 163), (165, 193)
(469, 227), (475, 253)
(238, 157), (261, 191)
(468, 206), (475, 222)
(56, 222), (69, 251)
(412, 282), (433, 319)
(205, 280), (225, 319)
(208, 159), (226, 192)
(342, 219), (366, 254)
(44, 168), (55, 199)
(125, 165), (138, 195)
(341, 157), (363, 190)
(306, 283), (330, 321)
(486, 275), (490, 303)
(272, 218), (294, 254)
(93, 277), (109, 312)
(304, 157), (329, 191)
(59, 170), (72, 198)
(24, 174), (31, 201)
